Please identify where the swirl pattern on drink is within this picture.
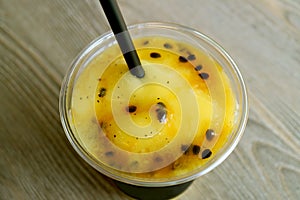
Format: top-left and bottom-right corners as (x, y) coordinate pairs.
(71, 36), (236, 178)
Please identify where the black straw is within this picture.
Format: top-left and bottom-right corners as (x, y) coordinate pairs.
(99, 0), (145, 78)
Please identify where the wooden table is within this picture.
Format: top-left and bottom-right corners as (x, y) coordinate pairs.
(1, 0), (300, 199)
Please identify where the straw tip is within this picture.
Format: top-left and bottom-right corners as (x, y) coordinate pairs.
(130, 66), (145, 78)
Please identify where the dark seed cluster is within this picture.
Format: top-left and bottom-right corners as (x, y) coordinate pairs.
(180, 143), (212, 159)
(179, 128), (215, 160)
(178, 51), (209, 80)
(152, 42), (210, 80)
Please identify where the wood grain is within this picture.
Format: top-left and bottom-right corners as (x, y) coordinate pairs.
(1, 0), (300, 199)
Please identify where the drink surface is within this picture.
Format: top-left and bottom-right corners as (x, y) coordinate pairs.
(70, 36), (237, 181)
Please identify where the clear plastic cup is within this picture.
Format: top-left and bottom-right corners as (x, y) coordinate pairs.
(59, 22), (248, 199)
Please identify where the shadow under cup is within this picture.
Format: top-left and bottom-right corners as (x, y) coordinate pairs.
(59, 22), (248, 199)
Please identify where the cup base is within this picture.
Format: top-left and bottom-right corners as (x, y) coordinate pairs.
(114, 180), (193, 200)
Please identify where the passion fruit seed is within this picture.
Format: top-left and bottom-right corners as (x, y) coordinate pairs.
(194, 65), (203, 71)
(206, 129), (216, 141)
(192, 145), (201, 155)
(187, 54), (196, 61)
(126, 105), (137, 113)
(181, 144), (189, 152)
(179, 56), (188, 63)
(202, 149), (212, 159)
(199, 72), (209, 80)
(163, 43), (173, 49)
(105, 151), (114, 157)
(98, 88), (106, 97)
(155, 102), (167, 123)
(150, 52), (161, 58)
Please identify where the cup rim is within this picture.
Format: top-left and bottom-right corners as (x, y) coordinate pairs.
(59, 22), (249, 187)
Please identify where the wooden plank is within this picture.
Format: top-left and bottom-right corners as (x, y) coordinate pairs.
(1, 0), (299, 199)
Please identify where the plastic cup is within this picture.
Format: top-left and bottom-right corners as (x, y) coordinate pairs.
(59, 22), (248, 200)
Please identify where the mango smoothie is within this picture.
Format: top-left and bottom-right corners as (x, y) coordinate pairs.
(60, 23), (248, 199)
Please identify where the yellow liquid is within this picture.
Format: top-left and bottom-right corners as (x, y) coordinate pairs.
(71, 36), (237, 180)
